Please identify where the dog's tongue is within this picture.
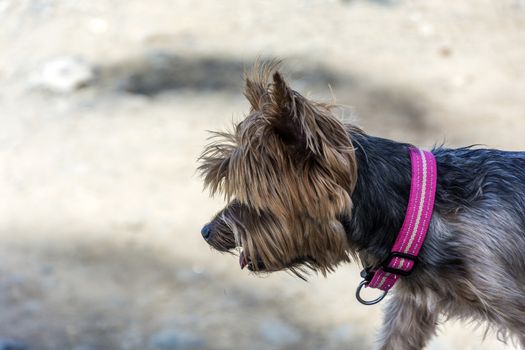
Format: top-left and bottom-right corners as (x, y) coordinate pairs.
(239, 251), (248, 270)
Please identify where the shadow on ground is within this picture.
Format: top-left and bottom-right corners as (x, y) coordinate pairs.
(0, 237), (368, 350)
(97, 52), (434, 139)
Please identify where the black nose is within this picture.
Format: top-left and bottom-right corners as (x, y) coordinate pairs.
(201, 224), (211, 240)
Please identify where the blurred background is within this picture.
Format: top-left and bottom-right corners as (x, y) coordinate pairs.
(1, 0), (524, 349)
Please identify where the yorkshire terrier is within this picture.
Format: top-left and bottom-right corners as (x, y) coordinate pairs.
(198, 62), (525, 349)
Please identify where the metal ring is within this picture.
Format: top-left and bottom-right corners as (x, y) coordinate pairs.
(355, 280), (388, 306)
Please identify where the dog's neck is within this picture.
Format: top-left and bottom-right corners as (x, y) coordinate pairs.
(342, 129), (413, 268)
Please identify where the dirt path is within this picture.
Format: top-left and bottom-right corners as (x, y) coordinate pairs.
(1, 0), (524, 349)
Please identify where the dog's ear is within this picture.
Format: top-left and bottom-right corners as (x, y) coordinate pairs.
(243, 60), (278, 110)
(267, 72), (314, 151)
(244, 77), (267, 111)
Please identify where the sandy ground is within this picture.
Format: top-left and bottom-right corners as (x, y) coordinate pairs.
(1, 0), (525, 349)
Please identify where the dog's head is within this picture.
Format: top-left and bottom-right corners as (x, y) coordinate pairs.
(199, 62), (359, 277)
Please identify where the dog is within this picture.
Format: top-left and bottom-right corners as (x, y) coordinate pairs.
(198, 62), (525, 349)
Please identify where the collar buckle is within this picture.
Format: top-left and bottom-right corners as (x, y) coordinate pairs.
(380, 252), (419, 277)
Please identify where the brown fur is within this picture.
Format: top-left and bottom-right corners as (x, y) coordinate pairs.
(199, 61), (359, 275)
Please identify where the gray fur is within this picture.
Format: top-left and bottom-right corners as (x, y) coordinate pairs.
(348, 131), (525, 349)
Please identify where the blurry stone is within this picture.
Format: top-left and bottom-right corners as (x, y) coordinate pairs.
(191, 264), (204, 275)
(451, 75), (470, 88)
(119, 328), (142, 349)
(20, 300), (42, 315)
(29, 0), (54, 14)
(0, 275), (27, 290)
(341, 0), (397, 4)
(149, 329), (205, 350)
(30, 56), (95, 93)
(418, 23), (435, 37)
(368, 0), (398, 5)
(72, 346), (96, 350)
(259, 318), (301, 347)
(176, 266), (208, 284)
(110, 296), (129, 308)
(329, 324), (357, 343)
(439, 46), (452, 57)
(88, 18), (109, 34)
(0, 1), (11, 14)
(0, 339), (27, 350)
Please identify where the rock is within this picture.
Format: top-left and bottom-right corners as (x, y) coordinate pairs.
(439, 46), (452, 57)
(119, 328), (142, 349)
(329, 324), (356, 343)
(149, 329), (205, 350)
(0, 275), (27, 291)
(87, 18), (109, 35)
(30, 56), (95, 93)
(20, 300), (42, 315)
(259, 318), (301, 347)
(0, 1), (11, 14)
(0, 339), (28, 350)
(72, 346), (96, 350)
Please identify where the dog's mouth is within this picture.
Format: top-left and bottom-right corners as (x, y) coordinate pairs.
(238, 250), (265, 271)
(239, 250), (249, 269)
(238, 249), (319, 277)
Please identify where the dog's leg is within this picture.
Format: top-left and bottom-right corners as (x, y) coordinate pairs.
(377, 293), (438, 350)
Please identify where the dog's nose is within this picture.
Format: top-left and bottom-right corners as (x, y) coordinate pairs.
(201, 224), (212, 240)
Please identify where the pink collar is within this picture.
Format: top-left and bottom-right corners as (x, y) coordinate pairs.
(356, 147), (437, 305)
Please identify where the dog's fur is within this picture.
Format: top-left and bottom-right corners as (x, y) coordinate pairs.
(199, 62), (525, 349)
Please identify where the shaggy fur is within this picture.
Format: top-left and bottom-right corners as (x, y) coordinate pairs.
(199, 62), (525, 349)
